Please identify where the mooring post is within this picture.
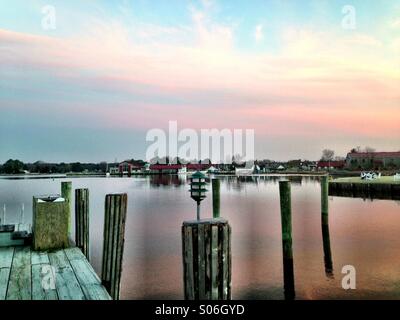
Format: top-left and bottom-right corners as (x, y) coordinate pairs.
(212, 179), (221, 218)
(75, 188), (90, 260)
(321, 176), (333, 277)
(101, 193), (128, 300)
(321, 176), (329, 226)
(32, 195), (69, 251)
(279, 181), (295, 300)
(182, 219), (231, 300)
(61, 181), (72, 236)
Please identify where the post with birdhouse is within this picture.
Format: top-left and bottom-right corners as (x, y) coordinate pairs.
(182, 172), (232, 300)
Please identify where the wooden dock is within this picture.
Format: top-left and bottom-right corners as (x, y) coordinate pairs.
(0, 246), (111, 300)
(329, 177), (400, 200)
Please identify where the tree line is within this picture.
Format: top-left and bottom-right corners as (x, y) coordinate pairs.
(0, 159), (117, 175)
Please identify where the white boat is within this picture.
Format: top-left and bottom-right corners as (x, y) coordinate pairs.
(235, 166), (255, 176)
(394, 173), (400, 181)
(361, 172), (381, 181)
(178, 167), (187, 175)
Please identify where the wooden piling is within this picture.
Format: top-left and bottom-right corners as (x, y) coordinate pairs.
(32, 196), (69, 251)
(321, 176), (329, 226)
(101, 193), (128, 300)
(279, 181), (295, 300)
(61, 182), (72, 236)
(212, 179), (221, 218)
(182, 219), (231, 300)
(320, 176), (333, 277)
(75, 189), (90, 260)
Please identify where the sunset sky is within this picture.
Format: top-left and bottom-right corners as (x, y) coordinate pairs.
(0, 0), (399, 162)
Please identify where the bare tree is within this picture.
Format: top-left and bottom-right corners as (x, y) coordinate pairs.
(321, 149), (335, 161)
(364, 146), (376, 153)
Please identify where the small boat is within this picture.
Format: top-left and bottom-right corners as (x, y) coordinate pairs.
(394, 173), (400, 181)
(235, 166), (255, 176)
(361, 172), (381, 181)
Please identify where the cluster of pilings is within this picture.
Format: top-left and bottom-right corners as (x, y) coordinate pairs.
(59, 182), (127, 300)
(182, 176), (334, 301)
(277, 176), (334, 300)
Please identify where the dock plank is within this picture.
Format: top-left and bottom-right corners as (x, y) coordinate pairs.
(69, 259), (111, 300)
(65, 248), (110, 300)
(6, 246), (32, 300)
(0, 268), (11, 300)
(31, 263), (58, 300)
(48, 250), (85, 300)
(0, 247), (14, 268)
(31, 251), (50, 265)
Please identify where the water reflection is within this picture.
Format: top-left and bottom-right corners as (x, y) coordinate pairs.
(322, 222), (334, 279)
(149, 174), (187, 187)
(1, 174), (400, 299)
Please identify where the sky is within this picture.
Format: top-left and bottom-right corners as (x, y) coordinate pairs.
(0, 0), (399, 163)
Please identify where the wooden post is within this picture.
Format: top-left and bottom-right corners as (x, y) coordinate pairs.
(279, 181), (295, 300)
(182, 219), (231, 300)
(321, 176), (329, 226)
(75, 189), (90, 260)
(321, 176), (333, 277)
(212, 179), (221, 219)
(101, 193), (127, 300)
(32, 196), (69, 251)
(61, 181), (72, 236)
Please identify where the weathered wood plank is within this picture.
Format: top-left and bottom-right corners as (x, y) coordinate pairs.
(32, 264), (58, 300)
(75, 189), (90, 260)
(0, 247), (14, 268)
(33, 196), (69, 251)
(64, 248), (101, 284)
(0, 268), (11, 300)
(69, 258), (111, 300)
(112, 195), (127, 300)
(183, 226), (194, 300)
(61, 181), (72, 235)
(31, 251), (50, 265)
(222, 224), (229, 300)
(48, 250), (85, 300)
(64, 247), (86, 262)
(197, 223), (206, 299)
(182, 219), (231, 301)
(211, 225), (219, 300)
(101, 193), (127, 300)
(6, 246), (32, 300)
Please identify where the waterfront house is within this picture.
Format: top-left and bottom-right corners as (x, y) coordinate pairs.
(149, 164), (184, 174)
(317, 160), (345, 170)
(345, 151), (400, 170)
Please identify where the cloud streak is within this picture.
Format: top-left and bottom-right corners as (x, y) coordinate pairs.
(0, 0), (399, 161)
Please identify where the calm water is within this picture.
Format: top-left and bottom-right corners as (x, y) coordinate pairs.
(1, 175), (400, 300)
